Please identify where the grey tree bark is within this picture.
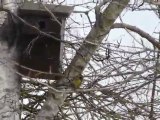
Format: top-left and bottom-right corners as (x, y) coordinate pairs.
(0, 0), (21, 120)
(0, 42), (20, 120)
(36, 0), (129, 120)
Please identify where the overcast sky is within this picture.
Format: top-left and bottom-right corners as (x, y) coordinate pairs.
(64, 1), (160, 49)
(42, 0), (160, 49)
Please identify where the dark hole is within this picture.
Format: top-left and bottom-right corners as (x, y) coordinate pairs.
(38, 21), (46, 29)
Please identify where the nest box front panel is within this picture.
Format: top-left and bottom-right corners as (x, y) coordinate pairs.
(18, 14), (62, 79)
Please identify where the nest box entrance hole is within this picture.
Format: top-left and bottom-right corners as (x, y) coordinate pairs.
(38, 20), (46, 29)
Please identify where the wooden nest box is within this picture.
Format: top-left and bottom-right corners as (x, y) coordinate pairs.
(17, 2), (73, 79)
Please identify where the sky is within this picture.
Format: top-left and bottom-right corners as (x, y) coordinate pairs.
(112, 3), (160, 48)
(63, 1), (160, 49)
(41, 0), (160, 44)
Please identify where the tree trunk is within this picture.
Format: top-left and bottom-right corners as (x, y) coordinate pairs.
(0, 0), (21, 119)
(36, 0), (129, 119)
(0, 42), (20, 120)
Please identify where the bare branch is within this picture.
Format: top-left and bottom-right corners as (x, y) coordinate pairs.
(112, 23), (160, 49)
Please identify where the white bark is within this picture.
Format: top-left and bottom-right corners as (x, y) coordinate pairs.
(0, 42), (20, 120)
(2, 0), (21, 12)
(0, 0), (21, 120)
(36, 0), (129, 119)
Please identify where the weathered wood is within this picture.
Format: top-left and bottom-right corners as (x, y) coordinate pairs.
(17, 15), (62, 79)
(19, 1), (74, 17)
(16, 2), (73, 79)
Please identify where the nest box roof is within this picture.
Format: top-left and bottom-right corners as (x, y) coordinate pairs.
(18, 2), (74, 17)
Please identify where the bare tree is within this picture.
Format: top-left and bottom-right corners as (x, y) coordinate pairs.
(1, 0), (160, 120)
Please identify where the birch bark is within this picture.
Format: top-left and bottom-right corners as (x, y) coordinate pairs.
(0, 0), (21, 119)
